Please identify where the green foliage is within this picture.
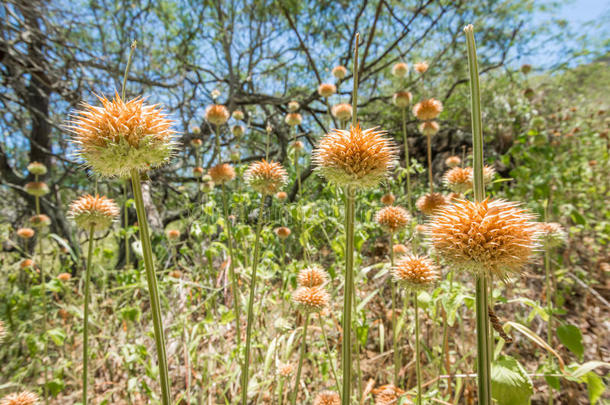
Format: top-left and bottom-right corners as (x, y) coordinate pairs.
(491, 355), (534, 405)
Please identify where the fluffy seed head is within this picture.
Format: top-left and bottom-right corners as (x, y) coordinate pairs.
(443, 167), (472, 193)
(376, 206), (411, 233)
(29, 214), (51, 228)
(427, 198), (538, 279)
(17, 228), (35, 239)
(288, 101), (300, 112)
(245, 160), (287, 195)
(297, 266), (329, 287)
(416, 192), (447, 215)
(392, 91), (412, 108)
(278, 363), (293, 377)
(25, 182), (49, 197)
(413, 98), (443, 121)
(208, 163), (236, 184)
(68, 194), (120, 231)
(414, 61), (429, 73)
(445, 156), (461, 168)
(332, 65), (347, 80)
(20, 259), (35, 270)
(313, 391), (340, 405)
(232, 124), (245, 137)
(190, 138), (203, 148)
(380, 193), (395, 205)
(69, 93), (177, 177)
(391, 62), (409, 78)
(393, 244), (409, 255)
(57, 273), (71, 282)
(193, 167), (204, 178)
(331, 103), (353, 122)
(318, 83), (336, 98)
(392, 254), (439, 290)
(536, 222), (567, 248)
(166, 229), (181, 241)
(205, 104), (230, 125)
(232, 110), (245, 121)
(274, 226), (291, 240)
(313, 125), (397, 189)
(276, 191), (288, 201)
(0, 391), (40, 405)
(27, 162), (47, 176)
(419, 121), (440, 136)
(285, 113), (302, 127)
(292, 286), (329, 313)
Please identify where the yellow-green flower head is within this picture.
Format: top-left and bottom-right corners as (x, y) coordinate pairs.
(27, 161), (48, 176)
(392, 254), (439, 290)
(68, 194), (120, 231)
(25, 181), (50, 197)
(312, 124), (397, 190)
(69, 93), (177, 178)
(292, 286), (329, 313)
(245, 160), (288, 195)
(536, 222), (567, 248)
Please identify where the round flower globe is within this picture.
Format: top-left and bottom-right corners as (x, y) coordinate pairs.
(27, 161), (48, 176)
(419, 121), (440, 136)
(443, 167), (472, 194)
(276, 191), (288, 201)
(285, 113), (302, 127)
(292, 141), (305, 151)
(380, 193), (395, 205)
(288, 100), (300, 112)
(166, 229), (181, 241)
(25, 181), (50, 197)
(57, 272), (72, 282)
(232, 110), (245, 121)
(232, 124), (245, 137)
(414, 61), (429, 73)
(205, 104), (230, 126)
(245, 160), (288, 195)
(393, 91), (412, 108)
(292, 286), (330, 313)
(332, 65), (347, 80)
(17, 228), (35, 239)
(536, 222), (567, 249)
(393, 243), (409, 255)
(68, 194), (120, 231)
(392, 254), (439, 290)
(297, 266), (329, 288)
(193, 166), (204, 178)
(445, 156), (461, 168)
(0, 391), (40, 405)
(331, 103), (353, 122)
(313, 391), (340, 405)
(416, 192), (447, 215)
(208, 163), (236, 184)
(190, 138), (203, 148)
(413, 98), (443, 121)
(318, 83), (336, 98)
(20, 259), (35, 270)
(375, 206), (411, 234)
(274, 226), (291, 240)
(391, 62), (409, 78)
(29, 214), (51, 228)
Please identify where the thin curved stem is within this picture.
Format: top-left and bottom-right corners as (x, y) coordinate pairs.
(318, 315), (341, 396)
(414, 293), (422, 405)
(291, 313), (310, 405)
(402, 107), (413, 211)
(426, 133), (434, 193)
(82, 224), (95, 405)
(390, 234), (400, 386)
(35, 193), (48, 405)
(545, 247), (554, 405)
(222, 182), (242, 344)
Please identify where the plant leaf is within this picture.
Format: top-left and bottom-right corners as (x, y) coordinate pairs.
(556, 324), (584, 360)
(491, 355), (534, 405)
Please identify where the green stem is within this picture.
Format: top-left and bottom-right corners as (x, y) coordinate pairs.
(352, 287), (363, 402)
(130, 169), (171, 405)
(241, 197), (266, 405)
(402, 107), (413, 212)
(82, 224), (95, 405)
(121, 41), (137, 100)
(545, 247), (554, 405)
(222, 182), (242, 344)
(414, 293), (423, 405)
(318, 315), (341, 396)
(124, 181), (130, 268)
(35, 194), (48, 405)
(391, 234), (399, 386)
(341, 186), (355, 404)
(426, 133), (434, 193)
(291, 313), (310, 405)
(278, 377), (285, 405)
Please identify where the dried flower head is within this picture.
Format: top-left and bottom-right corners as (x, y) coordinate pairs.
(208, 163), (236, 184)
(193, 167), (204, 178)
(27, 162), (48, 176)
(20, 259), (35, 270)
(391, 62), (409, 78)
(414, 61), (429, 73)
(232, 124), (245, 137)
(536, 222), (567, 248)
(416, 192), (447, 215)
(68, 194), (120, 231)
(372, 384), (407, 405)
(445, 156), (461, 168)
(318, 83), (336, 98)
(25, 182), (50, 197)
(393, 243), (409, 255)
(292, 141), (305, 151)
(245, 160), (288, 195)
(381, 193), (395, 205)
(205, 104), (230, 126)
(428, 198), (538, 279)
(276, 191), (288, 201)
(481, 165), (496, 184)
(278, 363), (293, 377)
(274, 226), (291, 240)
(232, 110), (245, 121)
(392, 254), (439, 290)
(313, 391), (341, 405)
(57, 273), (72, 282)
(521, 64), (532, 74)
(292, 286), (329, 313)
(331, 103), (353, 122)
(17, 228), (35, 239)
(332, 65), (347, 80)
(392, 91), (413, 108)
(29, 214), (51, 228)
(166, 229), (181, 241)
(375, 206), (411, 233)
(0, 320), (5, 343)
(285, 113), (302, 127)
(297, 266), (329, 288)
(288, 101), (300, 112)
(419, 121), (440, 137)
(0, 391), (40, 405)
(413, 98), (443, 121)
(69, 93), (177, 177)
(190, 138), (203, 148)
(313, 124), (397, 189)
(443, 167), (472, 193)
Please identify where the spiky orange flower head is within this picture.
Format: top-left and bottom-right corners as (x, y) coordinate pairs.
(288, 100), (300, 112)
(0, 391), (39, 405)
(445, 155), (461, 168)
(481, 165), (496, 184)
(443, 167), (472, 193)
(392, 91), (412, 108)
(274, 226), (291, 240)
(375, 206), (411, 233)
(25, 182), (49, 197)
(292, 286), (330, 313)
(17, 228), (35, 239)
(278, 363), (293, 377)
(27, 161), (47, 176)
(20, 259), (35, 270)
(393, 243), (409, 255)
(318, 83), (336, 98)
(297, 265), (329, 288)
(276, 191), (288, 200)
(536, 222), (566, 248)
(285, 112), (302, 127)
(331, 103), (353, 122)
(381, 193), (395, 205)
(416, 192), (447, 215)
(415, 224), (427, 234)
(313, 391), (340, 405)
(245, 160), (288, 195)
(391, 62), (409, 78)
(232, 110), (245, 121)
(372, 384), (407, 405)
(208, 163), (236, 184)
(428, 198), (537, 279)
(68, 194), (120, 231)
(419, 121), (440, 137)
(413, 98), (443, 121)
(57, 272), (71, 282)
(232, 124), (245, 137)
(166, 229), (181, 241)
(205, 104), (230, 126)
(313, 124), (397, 189)
(414, 61), (429, 73)
(29, 214), (51, 228)
(392, 254), (439, 290)
(69, 93), (176, 177)
(292, 141), (305, 151)
(190, 138), (203, 148)
(332, 65), (347, 80)
(193, 166), (204, 177)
